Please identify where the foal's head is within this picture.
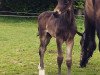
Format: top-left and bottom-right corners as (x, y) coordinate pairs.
(54, 0), (73, 14)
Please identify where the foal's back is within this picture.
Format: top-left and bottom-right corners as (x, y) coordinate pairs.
(38, 11), (76, 41)
(38, 11), (53, 32)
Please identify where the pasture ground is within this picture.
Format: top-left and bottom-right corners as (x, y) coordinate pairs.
(0, 17), (100, 75)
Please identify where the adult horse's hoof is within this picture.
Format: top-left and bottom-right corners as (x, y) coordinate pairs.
(80, 60), (88, 68)
(80, 63), (86, 68)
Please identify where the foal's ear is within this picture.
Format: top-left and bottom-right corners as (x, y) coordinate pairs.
(66, 0), (73, 10)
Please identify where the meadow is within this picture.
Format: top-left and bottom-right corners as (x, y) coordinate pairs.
(0, 16), (100, 75)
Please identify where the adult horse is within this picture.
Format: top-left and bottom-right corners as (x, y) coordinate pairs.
(38, 0), (76, 75)
(80, 0), (100, 67)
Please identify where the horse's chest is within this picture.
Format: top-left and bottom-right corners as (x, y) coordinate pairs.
(56, 27), (76, 40)
(46, 22), (75, 40)
(46, 19), (58, 37)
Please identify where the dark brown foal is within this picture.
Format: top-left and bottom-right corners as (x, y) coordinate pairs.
(38, 0), (76, 75)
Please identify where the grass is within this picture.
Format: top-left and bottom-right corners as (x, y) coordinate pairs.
(0, 16), (100, 75)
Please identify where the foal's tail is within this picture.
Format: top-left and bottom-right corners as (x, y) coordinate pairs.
(76, 30), (83, 36)
(37, 27), (39, 36)
(37, 32), (39, 36)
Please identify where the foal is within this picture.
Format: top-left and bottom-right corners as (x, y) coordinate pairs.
(38, 0), (76, 75)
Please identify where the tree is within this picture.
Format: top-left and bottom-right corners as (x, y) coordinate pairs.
(74, 0), (85, 15)
(0, 0), (84, 14)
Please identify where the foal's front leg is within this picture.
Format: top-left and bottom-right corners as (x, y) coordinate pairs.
(56, 38), (64, 75)
(66, 39), (74, 75)
(38, 33), (51, 75)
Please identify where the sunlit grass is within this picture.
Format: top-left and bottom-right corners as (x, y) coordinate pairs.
(0, 16), (99, 75)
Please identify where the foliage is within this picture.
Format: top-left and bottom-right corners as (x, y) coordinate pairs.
(0, 0), (85, 12)
(74, 0), (84, 9)
(0, 0), (57, 12)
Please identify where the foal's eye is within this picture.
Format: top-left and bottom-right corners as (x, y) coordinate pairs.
(64, 1), (69, 5)
(65, 3), (68, 5)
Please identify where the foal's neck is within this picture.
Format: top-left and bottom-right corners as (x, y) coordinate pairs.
(61, 10), (73, 22)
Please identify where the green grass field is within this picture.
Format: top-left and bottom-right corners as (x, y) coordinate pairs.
(0, 16), (100, 75)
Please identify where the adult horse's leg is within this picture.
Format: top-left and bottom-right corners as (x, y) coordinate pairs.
(80, 14), (96, 67)
(66, 39), (74, 75)
(87, 37), (96, 59)
(97, 31), (100, 51)
(82, 25), (96, 64)
(96, 20), (100, 51)
(56, 38), (64, 75)
(38, 32), (51, 75)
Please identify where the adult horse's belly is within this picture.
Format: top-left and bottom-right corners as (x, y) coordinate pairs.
(95, 0), (100, 19)
(85, 0), (100, 20)
(85, 0), (94, 19)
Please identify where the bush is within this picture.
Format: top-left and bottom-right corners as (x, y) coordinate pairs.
(0, 0), (84, 13)
(0, 0), (57, 12)
(74, 0), (84, 9)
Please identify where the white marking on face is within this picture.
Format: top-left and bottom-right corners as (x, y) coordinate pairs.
(54, 9), (61, 14)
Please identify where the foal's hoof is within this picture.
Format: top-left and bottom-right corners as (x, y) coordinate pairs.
(39, 69), (45, 75)
(38, 64), (45, 75)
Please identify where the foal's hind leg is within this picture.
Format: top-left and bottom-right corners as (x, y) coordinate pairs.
(65, 39), (74, 75)
(56, 38), (64, 75)
(38, 32), (51, 75)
